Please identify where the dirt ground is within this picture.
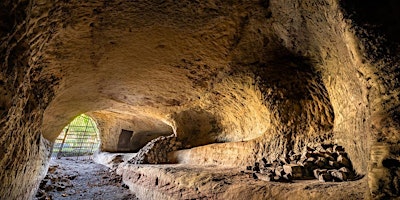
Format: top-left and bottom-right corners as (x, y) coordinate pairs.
(35, 157), (138, 200)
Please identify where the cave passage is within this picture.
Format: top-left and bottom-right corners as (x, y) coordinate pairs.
(1, 0), (400, 199)
(35, 157), (138, 200)
(51, 114), (100, 159)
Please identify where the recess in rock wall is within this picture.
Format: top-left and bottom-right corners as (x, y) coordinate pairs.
(118, 129), (134, 151)
(172, 107), (222, 148)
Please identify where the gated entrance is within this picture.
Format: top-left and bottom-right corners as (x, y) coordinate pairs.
(51, 114), (100, 159)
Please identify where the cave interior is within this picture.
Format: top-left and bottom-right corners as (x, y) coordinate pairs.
(1, 0), (400, 199)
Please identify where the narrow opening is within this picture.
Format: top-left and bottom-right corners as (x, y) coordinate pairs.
(118, 129), (134, 151)
(51, 114), (100, 159)
(36, 114), (135, 199)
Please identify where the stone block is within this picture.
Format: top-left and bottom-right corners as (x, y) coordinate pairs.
(282, 174), (292, 181)
(315, 157), (327, 168)
(318, 172), (333, 182)
(283, 164), (304, 179)
(333, 145), (344, 152)
(255, 173), (273, 182)
(330, 170), (347, 181)
(313, 169), (327, 179)
(338, 167), (350, 173)
(328, 160), (340, 169)
(306, 157), (316, 162)
(337, 155), (351, 168)
(274, 166), (284, 177)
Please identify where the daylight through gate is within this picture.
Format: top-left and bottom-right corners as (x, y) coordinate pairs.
(51, 114), (100, 159)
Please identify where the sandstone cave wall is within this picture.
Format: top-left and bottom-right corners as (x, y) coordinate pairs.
(89, 111), (173, 152)
(0, 0), (61, 199)
(168, 0), (366, 170)
(269, 0), (371, 174)
(1, 0), (400, 199)
(340, 0), (400, 197)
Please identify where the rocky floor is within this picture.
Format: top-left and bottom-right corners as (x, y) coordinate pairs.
(35, 157), (138, 200)
(118, 163), (368, 200)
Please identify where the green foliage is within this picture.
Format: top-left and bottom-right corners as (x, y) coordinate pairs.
(52, 114), (100, 157)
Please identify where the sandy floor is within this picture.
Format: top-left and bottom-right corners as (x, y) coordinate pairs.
(35, 157), (138, 200)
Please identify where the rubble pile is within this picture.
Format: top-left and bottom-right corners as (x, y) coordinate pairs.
(245, 144), (359, 182)
(128, 135), (182, 164)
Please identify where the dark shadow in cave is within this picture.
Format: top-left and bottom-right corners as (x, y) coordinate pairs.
(340, 0), (400, 44)
(252, 54), (335, 152)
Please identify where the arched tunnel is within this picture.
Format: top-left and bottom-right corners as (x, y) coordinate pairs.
(1, 0), (400, 199)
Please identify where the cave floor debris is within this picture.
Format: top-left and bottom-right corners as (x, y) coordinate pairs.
(35, 157), (138, 200)
(118, 163), (368, 200)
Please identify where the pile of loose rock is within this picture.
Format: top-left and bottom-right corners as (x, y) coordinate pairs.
(245, 144), (358, 182)
(128, 135), (182, 164)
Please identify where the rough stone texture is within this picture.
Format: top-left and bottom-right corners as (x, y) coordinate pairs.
(93, 151), (137, 169)
(116, 163), (367, 200)
(0, 0), (61, 199)
(1, 0), (400, 199)
(129, 135), (182, 165)
(89, 111), (173, 152)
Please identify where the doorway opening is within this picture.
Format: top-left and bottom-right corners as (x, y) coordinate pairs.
(51, 114), (100, 159)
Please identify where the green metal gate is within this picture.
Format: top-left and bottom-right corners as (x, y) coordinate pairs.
(51, 114), (100, 159)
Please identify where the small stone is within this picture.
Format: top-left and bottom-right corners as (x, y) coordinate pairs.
(324, 154), (335, 161)
(313, 169), (321, 179)
(282, 173), (292, 181)
(274, 167), (284, 177)
(255, 172), (272, 182)
(246, 166), (252, 171)
(283, 164), (304, 179)
(338, 167), (349, 173)
(306, 157), (316, 162)
(315, 157), (326, 168)
(253, 162), (260, 172)
(328, 160), (340, 169)
(305, 151), (314, 158)
(332, 152), (339, 160)
(261, 157), (268, 165)
(337, 155), (351, 168)
(330, 170), (347, 181)
(252, 173), (258, 179)
(318, 172), (333, 182)
(279, 157), (290, 165)
(333, 145), (344, 152)
(260, 168), (273, 174)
